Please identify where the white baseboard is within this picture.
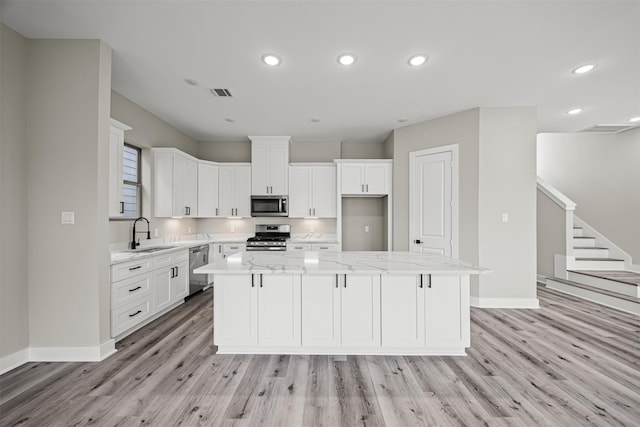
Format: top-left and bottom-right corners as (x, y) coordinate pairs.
(0, 348), (30, 375)
(471, 296), (540, 309)
(1, 340), (116, 374)
(537, 274), (547, 283)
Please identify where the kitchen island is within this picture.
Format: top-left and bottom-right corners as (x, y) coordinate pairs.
(194, 251), (486, 356)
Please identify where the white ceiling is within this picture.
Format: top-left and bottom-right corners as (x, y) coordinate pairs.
(2, 0), (639, 143)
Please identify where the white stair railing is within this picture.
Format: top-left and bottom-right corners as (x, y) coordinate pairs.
(537, 177), (576, 258)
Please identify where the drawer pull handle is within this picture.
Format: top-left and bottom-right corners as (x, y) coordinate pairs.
(319, 246), (328, 250)
(128, 265), (142, 271)
(129, 310), (142, 318)
(129, 286), (142, 292)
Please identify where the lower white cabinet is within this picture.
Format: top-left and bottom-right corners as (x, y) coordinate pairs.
(425, 275), (470, 349)
(111, 248), (189, 340)
(287, 243), (311, 251)
(341, 274), (381, 347)
(381, 275), (425, 347)
(212, 272), (470, 355)
(214, 275), (258, 346)
(312, 243), (338, 251)
(301, 274), (341, 347)
(258, 274), (301, 346)
(214, 274), (301, 348)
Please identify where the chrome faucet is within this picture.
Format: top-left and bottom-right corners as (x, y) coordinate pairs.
(131, 217), (151, 249)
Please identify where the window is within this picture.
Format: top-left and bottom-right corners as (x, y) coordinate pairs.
(121, 143), (141, 218)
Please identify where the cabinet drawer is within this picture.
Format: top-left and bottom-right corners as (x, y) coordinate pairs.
(111, 295), (152, 337)
(311, 243), (339, 251)
(153, 248), (189, 269)
(223, 243), (246, 253)
(111, 272), (152, 309)
(110, 257), (152, 282)
(287, 243), (311, 251)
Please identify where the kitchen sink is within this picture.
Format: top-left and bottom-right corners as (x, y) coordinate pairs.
(125, 246), (178, 253)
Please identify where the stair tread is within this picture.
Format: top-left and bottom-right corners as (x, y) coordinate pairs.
(575, 257), (624, 261)
(573, 236), (595, 239)
(547, 277), (639, 303)
(568, 270), (640, 286)
(573, 227), (583, 229)
(573, 246), (608, 249)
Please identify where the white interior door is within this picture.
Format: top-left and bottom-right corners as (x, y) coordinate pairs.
(410, 145), (458, 257)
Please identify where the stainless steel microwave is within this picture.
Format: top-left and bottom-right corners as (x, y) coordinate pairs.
(251, 195), (288, 217)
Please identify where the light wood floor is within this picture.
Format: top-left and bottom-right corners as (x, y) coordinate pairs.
(1, 284), (639, 426)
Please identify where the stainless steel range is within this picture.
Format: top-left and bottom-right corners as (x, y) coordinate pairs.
(246, 224), (290, 251)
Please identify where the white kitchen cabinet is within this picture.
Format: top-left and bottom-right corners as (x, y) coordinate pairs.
(218, 165), (251, 217)
(153, 149), (198, 217)
(208, 243), (224, 285)
(425, 275), (470, 349)
(152, 249), (189, 313)
(340, 274), (381, 347)
(257, 274), (301, 346)
(108, 119), (131, 218)
(289, 164), (336, 218)
(197, 162), (219, 217)
(111, 272), (152, 308)
(222, 243), (246, 258)
(301, 274), (341, 347)
(214, 275), (258, 346)
(250, 137), (290, 195)
(339, 161), (391, 195)
(311, 243), (339, 251)
(111, 296), (152, 337)
(287, 243), (312, 251)
(381, 275), (426, 347)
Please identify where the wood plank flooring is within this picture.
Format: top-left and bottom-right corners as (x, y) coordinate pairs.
(1, 284), (639, 426)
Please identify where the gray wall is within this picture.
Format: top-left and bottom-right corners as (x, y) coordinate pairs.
(197, 217), (336, 235)
(537, 189), (567, 278)
(341, 141), (387, 159)
(109, 92), (199, 244)
(393, 107), (538, 302)
(198, 140), (250, 162)
(341, 198), (386, 251)
(537, 129), (640, 261)
(27, 39), (112, 347)
(477, 108), (537, 300)
(0, 24), (29, 360)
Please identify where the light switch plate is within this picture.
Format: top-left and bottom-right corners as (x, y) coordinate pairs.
(365, 225), (370, 232)
(154, 228), (159, 237)
(61, 211), (75, 225)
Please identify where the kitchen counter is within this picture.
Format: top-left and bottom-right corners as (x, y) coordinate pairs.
(197, 251), (487, 356)
(194, 250), (486, 275)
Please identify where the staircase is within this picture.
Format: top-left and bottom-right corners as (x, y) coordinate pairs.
(545, 226), (640, 315)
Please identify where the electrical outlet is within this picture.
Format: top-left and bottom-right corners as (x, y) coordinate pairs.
(310, 226), (315, 233)
(188, 226), (192, 233)
(230, 226), (235, 233)
(154, 228), (159, 237)
(365, 225), (369, 232)
(501, 213), (509, 223)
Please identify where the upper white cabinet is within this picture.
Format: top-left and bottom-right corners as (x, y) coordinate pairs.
(289, 164), (337, 218)
(338, 161), (391, 195)
(218, 165), (251, 217)
(108, 119), (131, 218)
(250, 136), (290, 195)
(153, 149), (198, 218)
(197, 162), (219, 217)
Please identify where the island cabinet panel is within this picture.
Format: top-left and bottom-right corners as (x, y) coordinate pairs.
(258, 274), (301, 346)
(381, 275), (426, 347)
(341, 274), (381, 347)
(301, 274), (341, 347)
(425, 275), (470, 349)
(214, 275), (258, 346)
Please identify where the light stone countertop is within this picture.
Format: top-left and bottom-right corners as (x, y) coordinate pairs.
(288, 234), (338, 244)
(194, 251), (488, 276)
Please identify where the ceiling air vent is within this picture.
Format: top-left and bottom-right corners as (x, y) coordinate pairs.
(579, 124), (638, 133)
(210, 88), (233, 97)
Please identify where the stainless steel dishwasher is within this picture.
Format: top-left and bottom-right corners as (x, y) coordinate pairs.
(188, 245), (210, 296)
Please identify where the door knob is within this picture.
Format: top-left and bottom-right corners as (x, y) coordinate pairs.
(414, 239), (422, 244)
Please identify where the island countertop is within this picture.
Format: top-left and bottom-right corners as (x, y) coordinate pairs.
(194, 251), (488, 276)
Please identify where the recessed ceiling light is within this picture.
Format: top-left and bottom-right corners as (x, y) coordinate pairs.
(184, 77), (199, 86)
(225, 118), (236, 123)
(337, 53), (357, 66)
(629, 116), (640, 123)
(408, 54), (428, 67)
(262, 54), (281, 66)
(567, 108), (583, 115)
(573, 64), (596, 74)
